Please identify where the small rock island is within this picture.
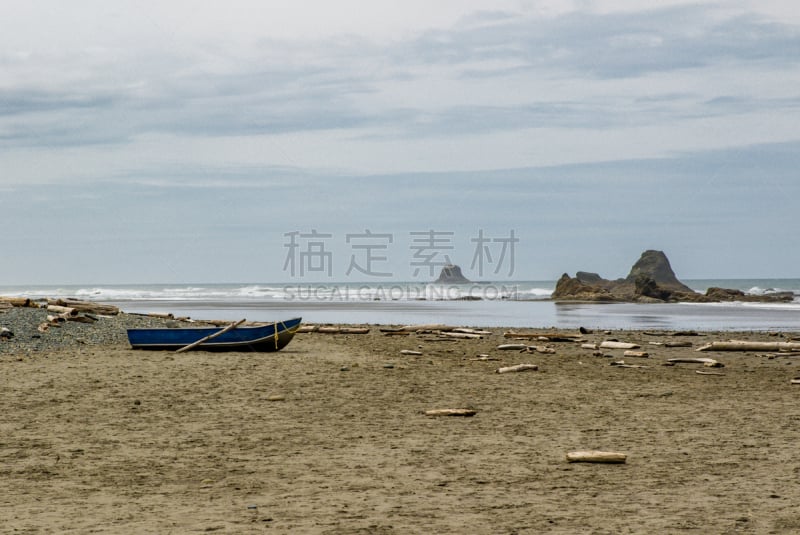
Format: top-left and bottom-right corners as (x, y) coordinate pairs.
(433, 264), (471, 284)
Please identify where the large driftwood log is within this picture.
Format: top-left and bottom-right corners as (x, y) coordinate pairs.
(175, 319), (246, 353)
(697, 341), (800, 352)
(600, 341), (641, 350)
(0, 297), (32, 307)
(566, 451), (627, 463)
(46, 305), (78, 317)
(496, 363), (539, 374)
(48, 299), (119, 315)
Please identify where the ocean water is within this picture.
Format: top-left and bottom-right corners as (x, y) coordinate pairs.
(2, 279), (799, 331)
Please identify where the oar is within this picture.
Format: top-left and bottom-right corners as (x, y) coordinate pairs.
(175, 319), (246, 353)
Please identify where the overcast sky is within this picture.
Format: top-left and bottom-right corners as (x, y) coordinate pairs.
(2, 0), (799, 285)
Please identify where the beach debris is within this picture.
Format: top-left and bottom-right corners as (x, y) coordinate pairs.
(600, 341), (641, 350)
(175, 319), (246, 353)
(37, 322), (50, 333)
(0, 302), (12, 313)
(424, 408), (477, 417)
(582, 343), (599, 350)
(497, 344), (528, 351)
(579, 326), (593, 334)
(46, 298), (119, 316)
(495, 363), (539, 374)
(470, 354), (499, 361)
(0, 327), (13, 340)
(623, 350), (650, 358)
(504, 331), (582, 342)
(452, 328), (492, 335)
(697, 341), (800, 352)
(791, 378), (800, 385)
(667, 357), (723, 367)
(315, 326), (370, 334)
(566, 450), (627, 464)
(696, 370), (725, 376)
(0, 297), (34, 308)
(665, 341), (693, 348)
(297, 324), (318, 333)
(266, 395), (286, 401)
(439, 331), (483, 339)
(400, 350), (422, 356)
(610, 360), (648, 369)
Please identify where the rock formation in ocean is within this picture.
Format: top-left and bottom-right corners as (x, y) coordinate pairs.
(434, 264), (471, 284)
(551, 250), (793, 303)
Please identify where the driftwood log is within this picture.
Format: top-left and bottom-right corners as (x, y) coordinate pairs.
(439, 331), (483, 339)
(400, 350), (422, 356)
(496, 363), (539, 374)
(600, 341), (641, 350)
(504, 331), (581, 342)
(47, 299), (119, 315)
(623, 350), (649, 358)
(566, 451), (627, 463)
(46, 305), (78, 317)
(0, 297), (32, 307)
(697, 341), (800, 352)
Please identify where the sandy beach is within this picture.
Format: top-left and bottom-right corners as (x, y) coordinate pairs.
(3, 317), (800, 534)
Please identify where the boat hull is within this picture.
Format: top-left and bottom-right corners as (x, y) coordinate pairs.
(127, 317), (302, 352)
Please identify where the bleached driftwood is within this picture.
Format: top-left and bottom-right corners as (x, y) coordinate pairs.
(696, 370), (725, 376)
(600, 341), (640, 350)
(504, 331), (582, 342)
(130, 311), (175, 319)
(175, 319), (246, 353)
(497, 344), (528, 350)
(316, 326), (370, 334)
(47, 299), (119, 315)
(439, 331), (483, 339)
(667, 357), (723, 368)
(46, 305), (78, 317)
(791, 379), (800, 385)
(623, 350), (650, 358)
(297, 325), (319, 333)
(400, 350), (422, 356)
(496, 363), (539, 373)
(424, 408), (477, 417)
(0, 297), (32, 307)
(697, 341), (800, 352)
(566, 451), (627, 463)
(453, 328), (492, 335)
(582, 343), (599, 350)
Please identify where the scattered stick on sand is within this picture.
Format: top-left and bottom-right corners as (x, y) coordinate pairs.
(566, 451), (627, 464)
(495, 363), (539, 374)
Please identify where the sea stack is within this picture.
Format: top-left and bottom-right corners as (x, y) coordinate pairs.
(434, 264), (471, 284)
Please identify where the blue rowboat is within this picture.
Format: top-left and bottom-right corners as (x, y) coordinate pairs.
(127, 317), (302, 352)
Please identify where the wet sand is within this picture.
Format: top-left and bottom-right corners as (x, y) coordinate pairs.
(3, 327), (800, 533)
